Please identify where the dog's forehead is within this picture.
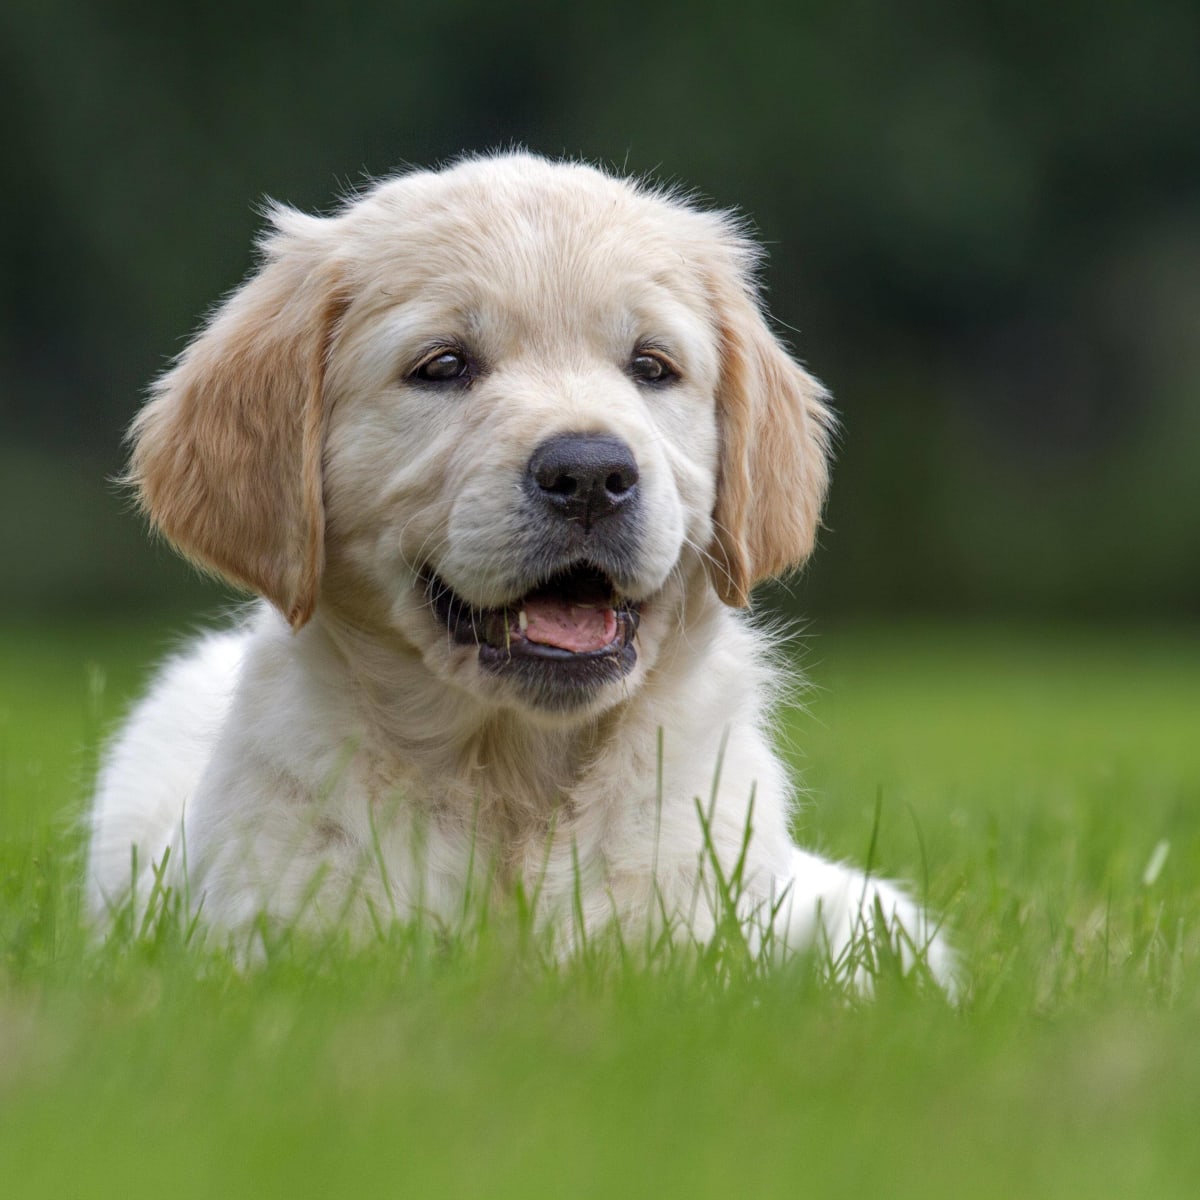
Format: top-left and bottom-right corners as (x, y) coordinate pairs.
(342, 157), (724, 318)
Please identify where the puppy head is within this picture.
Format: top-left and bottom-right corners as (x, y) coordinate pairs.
(130, 154), (832, 709)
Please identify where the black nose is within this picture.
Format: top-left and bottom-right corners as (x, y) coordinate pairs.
(526, 433), (640, 527)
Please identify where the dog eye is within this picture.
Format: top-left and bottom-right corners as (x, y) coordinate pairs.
(413, 350), (472, 384)
(630, 351), (677, 385)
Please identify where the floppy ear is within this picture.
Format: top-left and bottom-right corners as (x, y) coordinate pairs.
(705, 261), (835, 608)
(128, 217), (348, 629)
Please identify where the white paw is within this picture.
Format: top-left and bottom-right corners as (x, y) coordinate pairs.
(776, 848), (961, 998)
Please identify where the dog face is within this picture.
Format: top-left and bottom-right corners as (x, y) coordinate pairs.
(129, 155), (833, 716)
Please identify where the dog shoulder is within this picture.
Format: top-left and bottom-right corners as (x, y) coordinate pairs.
(85, 617), (254, 917)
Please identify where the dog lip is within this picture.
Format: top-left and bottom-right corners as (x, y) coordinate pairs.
(422, 564), (642, 659)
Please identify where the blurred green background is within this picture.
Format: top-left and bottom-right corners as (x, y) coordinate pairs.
(3, 0), (1199, 623)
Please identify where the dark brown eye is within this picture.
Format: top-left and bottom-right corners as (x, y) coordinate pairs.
(630, 351), (676, 385)
(414, 350), (471, 384)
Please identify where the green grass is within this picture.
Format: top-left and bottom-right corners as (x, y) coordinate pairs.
(3, 620), (1200, 1198)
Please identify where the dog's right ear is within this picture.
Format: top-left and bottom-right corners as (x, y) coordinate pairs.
(128, 211), (348, 629)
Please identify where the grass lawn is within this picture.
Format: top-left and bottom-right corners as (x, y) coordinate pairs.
(2, 619), (1199, 1198)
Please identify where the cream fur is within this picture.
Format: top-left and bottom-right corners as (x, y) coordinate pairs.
(87, 153), (954, 988)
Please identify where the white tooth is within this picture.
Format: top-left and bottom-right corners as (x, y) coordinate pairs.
(518, 609), (528, 632)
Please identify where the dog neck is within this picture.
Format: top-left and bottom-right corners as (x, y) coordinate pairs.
(285, 565), (731, 854)
(301, 607), (609, 834)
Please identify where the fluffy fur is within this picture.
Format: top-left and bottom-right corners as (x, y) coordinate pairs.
(87, 153), (953, 986)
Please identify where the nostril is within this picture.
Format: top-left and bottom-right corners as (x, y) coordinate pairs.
(545, 475), (578, 497)
(606, 469), (635, 496)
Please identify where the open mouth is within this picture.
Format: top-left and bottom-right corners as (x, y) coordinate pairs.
(425, 563), (641, 706)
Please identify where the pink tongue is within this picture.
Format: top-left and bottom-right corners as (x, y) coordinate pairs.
(522, 599), (617, 653)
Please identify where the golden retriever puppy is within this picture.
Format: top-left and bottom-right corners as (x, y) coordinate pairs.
(86, 153), (953, 986)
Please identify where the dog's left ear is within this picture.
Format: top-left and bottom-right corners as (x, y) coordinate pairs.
(128, 212), (349, 629)
(704, 251), (835, 608)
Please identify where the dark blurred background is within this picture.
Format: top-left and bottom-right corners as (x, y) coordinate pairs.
(3, 0), (1198, 624)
